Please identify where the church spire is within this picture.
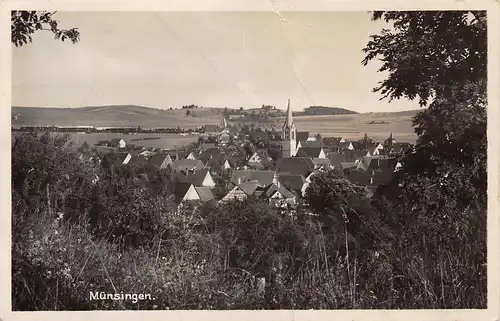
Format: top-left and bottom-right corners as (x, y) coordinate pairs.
(284, 98), (293, 128)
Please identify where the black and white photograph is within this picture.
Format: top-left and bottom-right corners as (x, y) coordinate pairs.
(6, 2), (498, 316)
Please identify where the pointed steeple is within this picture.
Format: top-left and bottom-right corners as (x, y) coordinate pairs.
(284, 99), (293, 128)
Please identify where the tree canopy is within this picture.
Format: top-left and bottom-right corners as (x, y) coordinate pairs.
(11, 11), (80, 47)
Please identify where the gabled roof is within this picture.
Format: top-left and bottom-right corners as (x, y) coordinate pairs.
(199, 149), (224, 163)
(296, 147), (324, 158)
(300, 140), (323, 148)
(341, 162), (358, 170)
(184, 169), (211, 186)
(278, 173), (307, 192)
(109, 138), (125, 147)
(109, 138), (124, 144)
(238, 180), (260, 196)
(357, 156), (373, 171)
(171, 159), (205, 172)
(129, 155), (147, 166)
(275, 157), (315, 177)
(148, 154), (170, 167)
(79, 141), (91, 152)
(261, 183), (295, 199)
(341, 150), (367, 162)
(296, 131), (310, 142)
(194, 186), (214, 202)
(312, 158), (331, 167)
(230, 170), (276, 186)
(174, 182), (194, 204)
(200, 143), (217, 151)
(367, 158), (397, 172)
(327, 152), (344, 168)
(115, 152), (130, 164)
(322, 137), (342, 147)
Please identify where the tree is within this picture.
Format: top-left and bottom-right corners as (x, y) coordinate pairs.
(362, 11), (487, 308)
(362, 11), (487, 205)
(11, 11), (80, 47)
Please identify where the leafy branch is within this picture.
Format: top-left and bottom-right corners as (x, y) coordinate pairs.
(11, 10), (80, 47)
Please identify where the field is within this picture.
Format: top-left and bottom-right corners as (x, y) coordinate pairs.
(12, 105), (420, 144)
(11, 105), (222, 129)
(293, 110), (420, 143)
(232, 110), (420, 143)
(12, 132), (199, 150)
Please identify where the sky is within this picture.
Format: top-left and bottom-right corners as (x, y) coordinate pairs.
(12, 11), (421, 113)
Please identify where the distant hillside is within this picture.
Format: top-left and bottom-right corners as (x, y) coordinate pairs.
(11, 105), (223, 128)
(293, 106), (358, 116)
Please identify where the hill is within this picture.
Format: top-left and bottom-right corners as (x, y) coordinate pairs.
(293, 106), (358, 116)
(11, 105), (223, 128)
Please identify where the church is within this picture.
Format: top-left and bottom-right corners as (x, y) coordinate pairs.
(281, 99), (297, 158)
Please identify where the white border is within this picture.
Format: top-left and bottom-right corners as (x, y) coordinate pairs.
(1, 1), (498, 320)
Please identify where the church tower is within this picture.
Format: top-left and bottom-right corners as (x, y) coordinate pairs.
(282, 99), (297, 158)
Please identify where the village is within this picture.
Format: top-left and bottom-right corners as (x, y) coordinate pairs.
(76, 100), (413, 210)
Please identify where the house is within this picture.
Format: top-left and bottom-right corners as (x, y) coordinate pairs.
(298, 140), (323, 149)
(204, 125), (222, 136)
(278, 173), (309, 197)
(296, 147), (326, 159)
(389, 142), (413, 155)
(176, 151), (196, 160)
(218, 132), (231, 146)
(78, 141), (91, 153)
(114, 152), (132, 166)
(204, 157), (235, 175)
(341, 162), (358, 171)
(220, 185), (249, 203)
(170, 159), (205, 173)
(237, 180), (261, 197)
(174, 182), (214, 205)
(327, 152), (344, 169)
(339, 141), (354, 151)
(322, 137), (342, 152)
(163, 149), (180, 161)
(138, 150), (155, 158)
(109, 138), (126, 149)
(311, 158), (332, 171)
(200, 143), (218, 152)
(128, 155), (148, 166)
(367, 158), (397, 174)
(342, 150), (368, 163)
(356, 156), (373, 171)
(229, 170), (276, 187)
(199, 149), (224, 163)
(275, 157), (315, 177)
(367, 146), (386, 156)
(194, 186), (215, 202)
(148, 154), (173, 169)
(247, 149), (274, 169)
(180, 169), (216, 188)
(260, 183), (297, 208)
(384, 133), (396, 147)
(96, 140), (110, 147)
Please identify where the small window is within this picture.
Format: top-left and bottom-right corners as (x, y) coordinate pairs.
(291, 131), (295, 140)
